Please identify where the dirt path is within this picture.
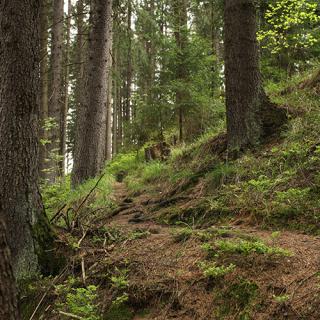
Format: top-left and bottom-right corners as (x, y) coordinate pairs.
(96, 182), (320, 319)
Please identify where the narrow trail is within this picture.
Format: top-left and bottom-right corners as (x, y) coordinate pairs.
(95, 182), (320, 319)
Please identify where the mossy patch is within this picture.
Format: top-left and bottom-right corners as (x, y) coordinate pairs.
(215, 278), (259, 319)
(104, 304), (134, 320)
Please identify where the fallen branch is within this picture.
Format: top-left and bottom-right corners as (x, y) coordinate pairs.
(72, 174), (106, 227)
(50, 203), (67, 223)
(81, 256), (86, 285)
(58, 311), (84, 319)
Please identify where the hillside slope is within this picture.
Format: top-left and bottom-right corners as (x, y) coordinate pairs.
(24, 69), (320, 320)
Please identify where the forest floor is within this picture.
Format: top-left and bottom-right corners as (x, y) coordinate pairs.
(29, 69), (320, 319)
(50, 181), (320, 320)
(27, 180), (320, 320)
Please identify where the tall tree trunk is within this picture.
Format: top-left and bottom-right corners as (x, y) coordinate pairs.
(105, 7), (114, 161)
(72, 0), (113, 186)
(125, 0), (132, 124)
(49, 0), (65, 180)
(39, 0), (49, 179)
(73, 0), (85, 161)
(172, 0), (188, 143)
(0, 0), (54, 279)
(224, 0), (286, 153)
(112, 45), (118, 156)
(62, 0), (72, 174)
(118, 87), (124, 149)
(0, 220), (20, 320)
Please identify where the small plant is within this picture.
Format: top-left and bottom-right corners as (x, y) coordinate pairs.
(112, 293), (129, 307)
(128, 229), (150, 240)
(215, 239), (291, 256)
(216, 278), (258, 319)
(273, 294), (290, 303)
(271, 231), (281, 240)
(111, 268), (129, 290)
(199, 261), (235, 279)
(54, 279), (100, 320)
(106, 268), (132, 320)
(172, 227), (193, 243)
(201, 242), (218, 258)
(248, 175), (273, 192)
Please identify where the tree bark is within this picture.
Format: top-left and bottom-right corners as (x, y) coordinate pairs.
(72, 0), (85, 161)
(62, 0), (72, 174)
(48, 0), (65, 180)
(172, 0), (188, 143)
(125, 0), (132, 124)
(0, 0), (54, 279)
(105, 6), (114, 161)
(39, 0), (49, 179)
(112, 45), (118, 156)
(72, 0), (113, 185)
(224, 0), (287, 153)
(0, 220), (21, 320)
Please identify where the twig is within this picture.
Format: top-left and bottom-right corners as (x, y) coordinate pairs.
(73, 174), (106, 220)
(58, 311), (84, 319)
(50, 203), (67, 223)
(77, 227), (88, 247)
(29, 266), (68, 320)
(81, 257), (86, 285)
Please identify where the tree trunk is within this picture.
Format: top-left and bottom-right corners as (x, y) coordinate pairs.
(49, 0), (65, 180)
(0, 0), (54, 279)
(62, 0), (72, 174)
(125, 0), (132, 124)
(72, 0), (113, 186)
(172, 0), (188, 143)
(73, 0), (85, 161)
(224, 0), (286, 153)
(39, 0), (49, 179)
(112, 45), (118, 156)
(0, 220), (21, 320)
(105, 6), (114, 161)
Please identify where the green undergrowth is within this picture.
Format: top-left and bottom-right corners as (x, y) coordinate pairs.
(43, 68), (320, 234)
(41, 170), (115, 220)
(116, 68), (320, 233)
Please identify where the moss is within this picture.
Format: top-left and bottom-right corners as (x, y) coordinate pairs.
(104, 305), (134, 320)
(32, 217), (65, 276)
(215, 278), (258, 319)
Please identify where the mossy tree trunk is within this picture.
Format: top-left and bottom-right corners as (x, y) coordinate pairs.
(224, 0), (287, 153)
(0, 0), (54, 280)
(0, 220), (21, 320)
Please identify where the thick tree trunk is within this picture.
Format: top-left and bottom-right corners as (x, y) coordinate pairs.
(39, 0), (49, 179)
(0, 0), (54, 279)
(48, 0), (65, 180)
(224, 0), (286, 153)
(72, 0), (113, 185)
(0, 220), (21, 320)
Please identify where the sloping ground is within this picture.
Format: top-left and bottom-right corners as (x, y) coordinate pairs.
(26, 69), (320, 319)
(26, 182), (320, 320)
